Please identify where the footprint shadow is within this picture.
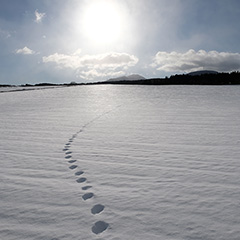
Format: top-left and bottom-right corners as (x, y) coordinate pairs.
(68, 160), (76, 163)
(76, 177), (87, 183)
(82, 192), (94, 200)
(69, 165), (78, 170)
(91, 204), (105, 215)
(82, 186), (92, 190)
(65, 151), (72, 155)
(92, 221), (109, 235)
(75, 170), (84, 176)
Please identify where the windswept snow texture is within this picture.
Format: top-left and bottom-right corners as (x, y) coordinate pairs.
(0, 85), (240, 240)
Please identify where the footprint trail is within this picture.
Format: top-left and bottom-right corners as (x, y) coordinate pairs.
(62, 108), (122, 235)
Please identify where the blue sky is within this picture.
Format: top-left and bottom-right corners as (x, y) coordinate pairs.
(1, 0), (240, 84)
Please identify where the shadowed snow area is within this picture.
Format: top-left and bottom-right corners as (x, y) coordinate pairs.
(92, 220), (109, 234)
(0, 85), (240, 239)
(91, 204), (105, 214)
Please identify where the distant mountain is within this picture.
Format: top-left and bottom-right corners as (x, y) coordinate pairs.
(188, 70), (218, 76)
(107, 74), (145, 82)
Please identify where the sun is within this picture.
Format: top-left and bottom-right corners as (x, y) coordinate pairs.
(81, 0), (124, 45)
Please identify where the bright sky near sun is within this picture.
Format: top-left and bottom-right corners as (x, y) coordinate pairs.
(1, 0), (240, 84)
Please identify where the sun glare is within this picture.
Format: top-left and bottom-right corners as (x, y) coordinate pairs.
(81, 1), (123, 45)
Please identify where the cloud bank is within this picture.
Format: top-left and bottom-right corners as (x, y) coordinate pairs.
(152, 49), (240, 73)
(43, 51), (139, 80)
(15, 46), (35, 55)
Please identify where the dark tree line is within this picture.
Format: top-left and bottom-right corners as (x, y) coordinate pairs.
(104, 71), (240, 85)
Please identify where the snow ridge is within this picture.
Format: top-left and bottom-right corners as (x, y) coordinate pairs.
(62, 107), (121, 235)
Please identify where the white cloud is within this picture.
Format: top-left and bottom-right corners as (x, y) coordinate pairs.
(43, 53), (80, 69)
(152, 49), (240, 73)
(43, 51), (138, 80)
(77, 69), (125, 80)
(73, 49), (82, 56)
(35, 10), (46, 23)
(80, 52), (138, 68)
(15, 46), (35, 55)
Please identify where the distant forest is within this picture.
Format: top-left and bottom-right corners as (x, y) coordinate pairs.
(104, 71), (240, 85)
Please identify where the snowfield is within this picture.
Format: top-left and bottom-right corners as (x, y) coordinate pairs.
(0, 85), (240, 240)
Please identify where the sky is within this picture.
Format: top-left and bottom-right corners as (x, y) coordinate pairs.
(1, 0), (240, 85)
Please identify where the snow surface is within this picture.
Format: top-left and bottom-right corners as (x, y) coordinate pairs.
(0, 85), (64, 93)
(0, 85), (240, 240)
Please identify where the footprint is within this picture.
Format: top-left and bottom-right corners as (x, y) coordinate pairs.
(63, 148), (69, 151)
(68, 160), (76, 163)
(91, 204), (105, 215)
(69, 165), (78, 170)
(65, 143), (71, 146)
(65, 155), (72, 159)
(75, 171), (84, 176)
(76, 177), (87, 183)
(82, 192), (94, 200)
(82, 186), (92, 190)
(65, 151), (72, 155)
(92, 221), (109, 235)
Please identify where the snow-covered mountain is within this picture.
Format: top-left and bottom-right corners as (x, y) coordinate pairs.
(107, 74), (145, 82)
